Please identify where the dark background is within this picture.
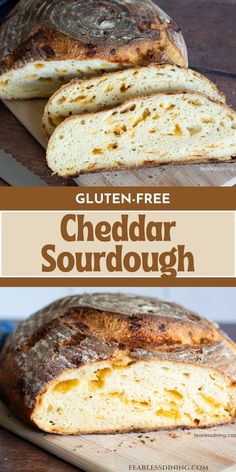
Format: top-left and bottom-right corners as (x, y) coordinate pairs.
(0, 0), (18, 22)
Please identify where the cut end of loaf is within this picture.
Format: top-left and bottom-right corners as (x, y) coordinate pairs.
(0, 60), (123, 100)
(46, 92), (236, 177)
(32, 359), (236, 435)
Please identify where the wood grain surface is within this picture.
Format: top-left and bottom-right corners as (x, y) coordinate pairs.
(0, 323), (236, 472)
(0, 102), (75, 186)
(0, 0), (236, 186)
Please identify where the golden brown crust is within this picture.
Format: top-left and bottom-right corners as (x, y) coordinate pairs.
(0, 0), (187, 75)
(0, 293), (235, 431)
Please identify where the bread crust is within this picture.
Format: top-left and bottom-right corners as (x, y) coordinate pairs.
(49, 155), (236, 179)
(0, 293), (236, 434)
(0, 0), (187, 76)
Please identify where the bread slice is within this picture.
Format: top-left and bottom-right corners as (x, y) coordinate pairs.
(0, 0), (187, 99)
(0, 293), (236, 435)
(43, 64), (225, 136)
(46, 92), (236, 177)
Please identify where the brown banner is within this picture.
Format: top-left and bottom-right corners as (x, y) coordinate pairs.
(0, 278), (235, 287)
(0, 187), (236, 210)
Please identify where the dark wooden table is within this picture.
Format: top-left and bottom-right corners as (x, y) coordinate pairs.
(0, 322), (236, 472)
(0, 0), (235, 185)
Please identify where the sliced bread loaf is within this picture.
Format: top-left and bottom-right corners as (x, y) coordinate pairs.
(46, 92), (236, 177)
(0, 293), (236, 434)
(0, 0), (187, 99)
(43, 64), (225, 136)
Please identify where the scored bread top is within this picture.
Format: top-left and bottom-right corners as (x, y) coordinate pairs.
(0, 0), (187, 74)
(0, 293), (236, 421)
(1, 293), (224, 348)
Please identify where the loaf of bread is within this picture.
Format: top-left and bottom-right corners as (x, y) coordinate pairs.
(0, 0), (187, 99)
(43, 64), (225, 137)
(0, 293), (235, 435)
(46, 92), (236, 177)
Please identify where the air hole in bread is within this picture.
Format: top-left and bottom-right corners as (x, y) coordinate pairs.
(53, 379), (80, 393)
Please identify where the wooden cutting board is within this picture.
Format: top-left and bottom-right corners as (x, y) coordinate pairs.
(0, 400), (235, 472)
(3, 99), (236, 187)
